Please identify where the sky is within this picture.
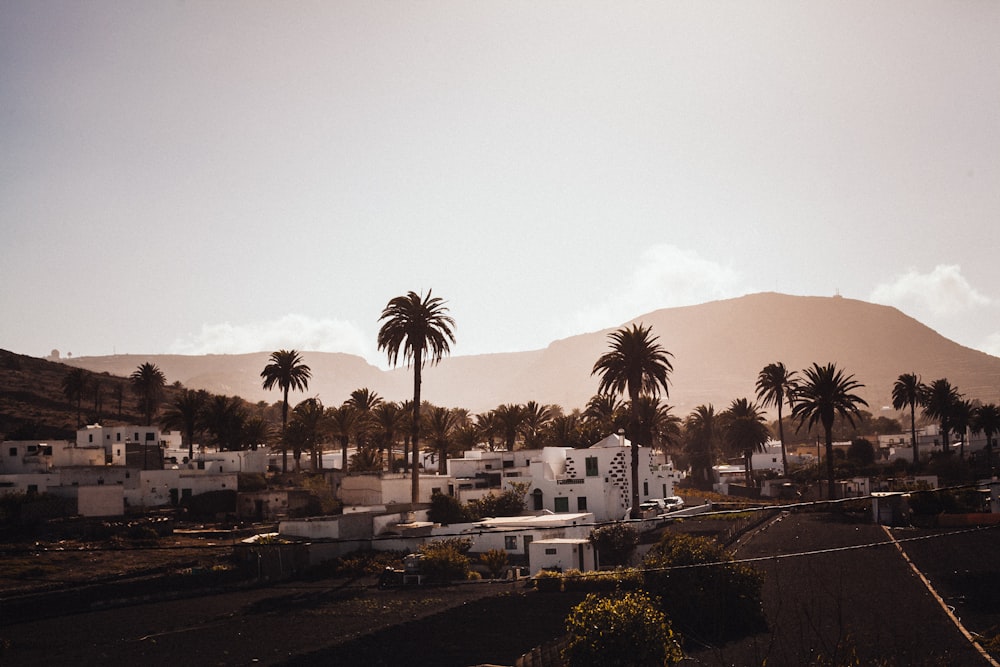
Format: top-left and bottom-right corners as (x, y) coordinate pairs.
(2, 2), (999, 368)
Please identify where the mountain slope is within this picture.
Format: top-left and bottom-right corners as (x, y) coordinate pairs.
(61, 293), (1000, 416)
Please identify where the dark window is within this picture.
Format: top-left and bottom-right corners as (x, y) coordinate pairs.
(554, 497), (569, 513)
(545, 548), (557, 555)
(577, 496), (588, 511)
(145, 432), (155, 441)
(532, 488), (543, 511)
(585, 456), (599, 476)
(8, 448), (16, 457)
(117, 433), (121, 441)
(505, 536), (518, 550)
(88, 434), (93, 443)
(643, 482), (649, 495)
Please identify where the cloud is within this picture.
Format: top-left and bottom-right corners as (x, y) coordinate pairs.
(169, 315), (373, 359)
(570, 244), (749, 333)
(869, 265), (991, 317)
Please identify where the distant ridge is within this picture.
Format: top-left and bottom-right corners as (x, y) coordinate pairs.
(63, 293), (1000, 415)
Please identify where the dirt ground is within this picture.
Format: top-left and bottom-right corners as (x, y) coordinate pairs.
(1, 513), (998, 666)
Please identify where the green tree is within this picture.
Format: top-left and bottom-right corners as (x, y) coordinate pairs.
(288, 397), (324, 471)
(592, 323), (673, 519)
(921, 378), (961, 458)
(584, 393), (628, 437)
(893, 374), (924, 431)
(791, 363), (868, 500)
(241, 415), (272, 451)
(61, 367), (89, 427)
(950, 398), (973, 459)
(424, 405), (458, 474)
(372, 401), (406, 471)
(160, 388), (207, 460)
(202, 394), (247, 451)
(260, 349), (312, 473)
(755, 362), (799, 476)
(327, 403), (359, 473)
(720, 398), (770, 487)
(684, 404), (719, 487)
(130, 362), (166, 426)
(971, 402), (1000, 473)
(520, 400), (552, 449)
(643, 531), (764, 642)
(495, 403), (526, 451)
(589, 523), (639, 567)
(378, 290), (456, 504)
(633, 396), (682, 454)
(847, 438), (875, 466)
(564, 591), (684, 667)
(347, 387), (382, 454)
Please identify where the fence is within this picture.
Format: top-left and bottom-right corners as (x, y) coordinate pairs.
(514, 636), (568, 667)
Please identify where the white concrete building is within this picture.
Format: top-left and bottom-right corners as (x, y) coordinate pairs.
(340, 471), (457, 507)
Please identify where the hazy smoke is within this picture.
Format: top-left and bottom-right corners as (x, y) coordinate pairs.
(570, 243), (748, 333)
(169, 314), (372, 358)
(870, 264), (990, 317)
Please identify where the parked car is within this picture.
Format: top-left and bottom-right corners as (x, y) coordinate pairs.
(639, 496), (685, 513)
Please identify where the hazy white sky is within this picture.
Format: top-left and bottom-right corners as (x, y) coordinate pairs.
(3, 2), (999, 366)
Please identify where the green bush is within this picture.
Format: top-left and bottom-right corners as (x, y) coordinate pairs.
(428, 492), (472, 524)
(479, 548), (509, 579)
(564, 591), (684, 667)
(589, 523), (639, 566)
(643, 532), (765, 642)
(467, 489), (525, 518)
(561, 567), (643, 593)
(417, 538), (472, 583)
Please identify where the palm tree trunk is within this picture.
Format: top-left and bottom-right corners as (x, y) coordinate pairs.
(910, 403), (919, 466)
(628, 387), (641, 520)
(824, 426), (836, 500)
(777, 403), (788, 476)
(281, 387), (290, 473)
(411, 353), (422, 505)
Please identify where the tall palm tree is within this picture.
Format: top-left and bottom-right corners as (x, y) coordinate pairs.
(372, 401), (406, 471)
(921, 378), (961, 457)
(632, 396), (682, 454)
(755, 362), (799, 476)
(791, 363), (868, 500)
(160, 388), (208, 461)
(378, 290), (456, 504)
(260, 349), (312, 473)
(348, 387), (383, 455)
(327, 403), (360, 472)
(495, 403), (526, 451)
(892, 373), (926, 466)
(62, 367), (89, 427)
(971, 403), (1000, 474)
(202, 394), (247, 451)
(130, 362), (166, 426)
(424, 405), (458, 474)
(520, 401), (552, 449)
(720, 398), (771, 487)
(950, 398), (974, 459)
(592, 323), (673, 519)
(684, 404), (719, 486)
(288, 397), (324, 471)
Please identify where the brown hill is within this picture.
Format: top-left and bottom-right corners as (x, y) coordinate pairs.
(57, 293), (1000, 416)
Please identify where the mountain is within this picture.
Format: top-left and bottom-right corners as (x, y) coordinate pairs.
(59, 293), (1000, 416)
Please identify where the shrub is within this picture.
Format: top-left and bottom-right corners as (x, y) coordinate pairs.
(467, 489), (525, 518)
(563, 591), (684, 667)
(429, 492), (472, 524)
(417, 538), (472, 583)
(589, 523), (639, 566)
(561, 567), (643, 593)
(479, 548), (509, 579)
(643, 531), (765, 642)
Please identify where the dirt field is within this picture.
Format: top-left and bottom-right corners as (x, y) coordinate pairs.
(1, 512), (998, 666)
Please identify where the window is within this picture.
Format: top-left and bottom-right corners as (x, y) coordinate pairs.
(532, 489), (543, 511)
(88, 434), (93, 443)
(585, 456), (599, 476)
(117, 433), (121, 441)
(577, 496), (588, 511)
(505, 536), (518, 550)
(8, 448), (16, 457)
(554, 497), (569, 513)
(145, 432), (155, 441)
(643, 482), (649, 495)
(545, 548), (557, 555)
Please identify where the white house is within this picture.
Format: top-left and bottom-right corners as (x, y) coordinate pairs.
(339, 471), (457, 507)
(529, 538), (596, 574)
(526, 436), (677, 522)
